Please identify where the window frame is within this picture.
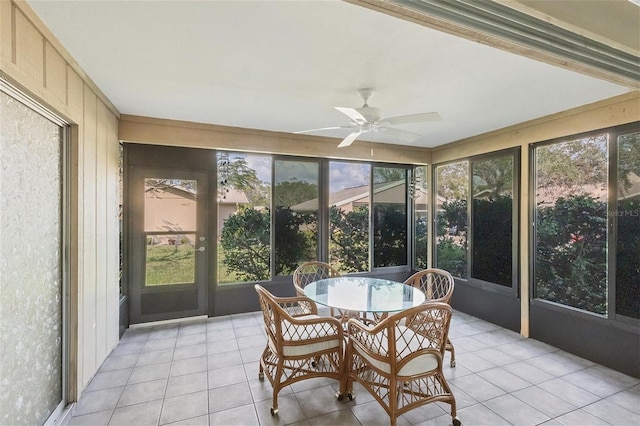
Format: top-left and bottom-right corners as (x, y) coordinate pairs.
(432, 148), (520, 294)
(529, 122), (640, 325)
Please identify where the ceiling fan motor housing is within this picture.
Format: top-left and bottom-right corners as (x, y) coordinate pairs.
(356, 106), (382, 123)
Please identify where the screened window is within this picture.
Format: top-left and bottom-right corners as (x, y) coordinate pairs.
(533, 135), (609, 315)
(471, 156), (514, 286)
(615, 131), (640, 319)
(413, 166), (428, 269)
(329, 162), (371, 273)
(373, 166), (408, 267)
(274, 160), (320, 275)
(435, 161), (468, 278)
(217, 152), (272, 284)
(434, 152), (517, 286)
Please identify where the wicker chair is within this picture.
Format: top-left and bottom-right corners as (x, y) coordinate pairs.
(292, 261), (341, 296)
(254, 284), (346, 416)
(404, 268), (456, 367)
(292, 261), (357, 322)
(345, 302), (460, 426)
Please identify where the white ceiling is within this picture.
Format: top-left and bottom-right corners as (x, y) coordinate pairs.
(27, 0), (634, 148)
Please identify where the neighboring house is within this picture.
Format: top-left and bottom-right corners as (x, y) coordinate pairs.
(144, 184), (250, 243)
(292, 180), (412, 213)
(217, 188), (250, 231)
(145, 185), (196, 232)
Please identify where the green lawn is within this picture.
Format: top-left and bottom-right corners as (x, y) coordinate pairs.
(145, 244), (195, 285)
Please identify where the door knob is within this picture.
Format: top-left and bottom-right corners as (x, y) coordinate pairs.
(196, 246), (205, 252)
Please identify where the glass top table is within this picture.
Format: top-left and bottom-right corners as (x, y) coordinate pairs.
(303, 276), (426, 314)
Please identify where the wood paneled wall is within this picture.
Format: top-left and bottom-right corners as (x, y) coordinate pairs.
(1, 0), (121, 398)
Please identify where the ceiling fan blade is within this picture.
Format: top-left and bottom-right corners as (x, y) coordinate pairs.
(337, 130), (364, 148)
(334, 107), (367, 124)
(294, 126), (348, 134)
(379, 112), (442, 126)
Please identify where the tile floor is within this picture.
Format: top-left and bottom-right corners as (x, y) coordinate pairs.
(66, 310), (640, 426)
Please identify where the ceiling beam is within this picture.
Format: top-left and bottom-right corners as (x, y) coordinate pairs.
(346, 0), (640, 89)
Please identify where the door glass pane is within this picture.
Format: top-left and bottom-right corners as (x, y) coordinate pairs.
(373, 166), (407, 267)
(144, 178), (196, 286)
(472, 156), (514, 286)
(274, 160), (319, 275)
(144, 178), (196, 232)
(534, 135), (608, 315)
(616, 132), (640, 319)
(329, 162), (370, 273)
(0, 92), (63, 424)
(435, 162), (468, 278)
(217, 152), (272, 283)
(145, 233), (196, 285)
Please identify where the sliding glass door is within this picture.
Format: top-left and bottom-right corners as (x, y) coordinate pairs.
(0, 89), (68, 424)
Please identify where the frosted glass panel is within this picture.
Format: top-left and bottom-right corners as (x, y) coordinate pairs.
(0, 92), (63, 424)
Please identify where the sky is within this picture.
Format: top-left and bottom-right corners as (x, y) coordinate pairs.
(230, 152), (371, 191)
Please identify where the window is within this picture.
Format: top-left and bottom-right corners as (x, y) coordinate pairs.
(373, 166), (408, 267)
(217, 152), (272, 284)
(216, 155), (414, 282)
(413, 166), (428, 269)
(534, 135), (609, 315)
(434, 152), (518, 287)
(274, 159), (320, 275)
(329, 161), (371, 273)
(615, 131), (640, 319)
(471, 156), (514, 286)
(435, 161), (468, 278)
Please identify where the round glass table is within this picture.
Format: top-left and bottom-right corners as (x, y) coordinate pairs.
(303, 276), (426, 314)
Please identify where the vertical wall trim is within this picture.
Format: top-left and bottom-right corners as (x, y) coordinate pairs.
(10, 2), (16, 64)
(519, 146), (530, 337)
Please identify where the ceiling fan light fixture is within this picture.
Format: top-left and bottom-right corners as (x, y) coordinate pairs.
(296, 88), (441, 148)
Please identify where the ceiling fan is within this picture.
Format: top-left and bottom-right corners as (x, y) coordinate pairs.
(295, 88), (442, 148)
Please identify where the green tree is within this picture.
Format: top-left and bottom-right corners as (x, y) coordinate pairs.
(329, 205), (369, 272)
(218, 153), (269, 206)
(414, 215), (427, 269)
(274, 207), (316, 275)
(436, 162), (468, 200)
(436, 238), (466, 278)
(220, 206), (270, 281)
(472, 196), (512, 286)
(617, 132), (640, 195)
(536, 137), (607, 191)
(535, 195), (608, 314)
(616, 198), (640, 319)
(473, 157), (513, 198)
(373, 204), (407, 267)
(373, 167), (406, 184)
(437, 199), (467, 236)
(274, 180), (318, 207)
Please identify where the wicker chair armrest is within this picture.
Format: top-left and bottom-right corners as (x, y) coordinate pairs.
(272, 294), (318, 316)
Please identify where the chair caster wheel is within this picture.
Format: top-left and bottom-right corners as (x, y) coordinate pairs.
(335, 392), (344, 401)
(258, 372), (264, 380)
(450, 360), (456, 368)
(270, 407), (279, 416)
(347, 392), (355, 401)
(453, 416), (461, 425)
(311, 361), (317, 368)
